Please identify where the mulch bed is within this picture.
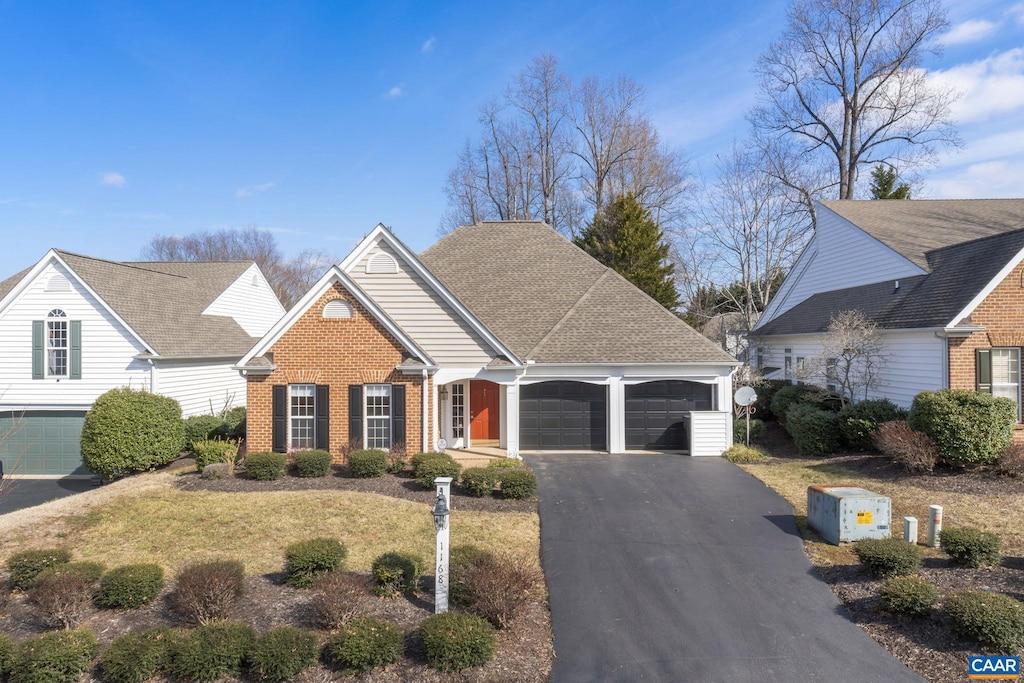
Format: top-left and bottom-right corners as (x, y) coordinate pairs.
(755, 420), (1024, 682)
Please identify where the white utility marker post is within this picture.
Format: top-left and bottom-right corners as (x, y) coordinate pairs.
(432, 477), (453, 614)
(904, 516), (918, 544)
(928, 504), (943, 548)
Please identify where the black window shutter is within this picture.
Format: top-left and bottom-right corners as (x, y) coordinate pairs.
(348, 385), (363, 447)
(31, 320), (44, 379)
(315, 385), (330, 451)
(976, 348), (993, 394)
(272, 385), (288, 453)
(391, 384), (406, 449)
(69, 320), (82, 380)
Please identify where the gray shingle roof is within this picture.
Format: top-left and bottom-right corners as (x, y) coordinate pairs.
(822, 199), (1024, 270)
(1, 250), (262, 358)
(755, 227), (1024, 335)
(420, 221), (736, 364)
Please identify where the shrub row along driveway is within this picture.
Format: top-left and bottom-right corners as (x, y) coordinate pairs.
(528, 453), (923, 682)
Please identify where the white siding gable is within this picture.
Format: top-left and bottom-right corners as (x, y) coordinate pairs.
(349, 242), (494, 366)
(760, 206), (926, 325)
(202, 263), (285, 337)
(0, 261), (151, 410)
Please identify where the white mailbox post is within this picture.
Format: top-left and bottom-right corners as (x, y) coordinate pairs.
(432, 477), (453, 613)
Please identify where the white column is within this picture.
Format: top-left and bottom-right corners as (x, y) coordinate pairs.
(434, 477), (452, 613)
(504, 383), (519, 456)
(608, 376), (624, 454)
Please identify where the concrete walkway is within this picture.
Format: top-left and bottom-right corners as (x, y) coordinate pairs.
(528, 453), (923, 683)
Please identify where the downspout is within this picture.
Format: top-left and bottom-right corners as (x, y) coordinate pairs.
(422, 369), (429, 454)
(148, 359), (158, 394)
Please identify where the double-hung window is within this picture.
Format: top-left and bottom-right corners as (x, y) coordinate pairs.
(290, 384), (316, 450)
(992, 348), (1020, 420)
(47, 309), (68, 377)
(365, 384), (392, 449)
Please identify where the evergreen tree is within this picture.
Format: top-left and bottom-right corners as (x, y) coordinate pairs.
(869, 165), (911, 199)
(575, 194), (680, 310)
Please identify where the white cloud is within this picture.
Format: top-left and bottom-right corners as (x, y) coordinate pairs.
(1008, 3), (1024, 26)
(421, 37), (436, 53)
(929, 48), (1024, 123)
(386, 84), (404, 98)
(234, 181), (275, 198)
(938, 18), (998, 46)
(930, 160), (1024, 198)
(100, 172), (126, 187)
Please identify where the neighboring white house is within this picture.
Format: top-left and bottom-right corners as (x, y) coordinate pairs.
(0, 250), (285, 477)
(753, 199), (1024, 412)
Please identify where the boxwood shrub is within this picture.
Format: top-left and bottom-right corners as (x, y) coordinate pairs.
(499, 468), (537, 499)
(327, 616), (405, 673)
(245, 451), (287, 480)
(168, 621), (256, 683)
(417, 611), (496, 671)
(192, 439), (238, 473)
(771, 384), (841, 426)
(940, 527), (1003, 568)
(371, 551), (423, 597)
(81, 387), (185, 480)
(413, 452), (462, 488)
(184, 415), (225, 451)
(879, 576), (937, 616)
(7, 548), (72, 589)
(750, 379), (790, 420)
(284, 538), (347, 588)
(838, 399), (907, 451)
(852, 538), (922, 578)
(293, 449), (333, 477)
(785, 404), (841, 456)
(944, 590), (1024, 654)
(460, 467), (497, 497)
(246, 626), (319, 682)
(97, 563), (165, 609)
(99, 626), (182, 683)
(348, 449), (388, 478)
(908, 389), (1016, 466)
(8, 629), (98, 683)
(732, 417), (765, 444)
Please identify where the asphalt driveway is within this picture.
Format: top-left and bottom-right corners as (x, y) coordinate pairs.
(527, 453), (923, 682)
(0, 478), (94, 516)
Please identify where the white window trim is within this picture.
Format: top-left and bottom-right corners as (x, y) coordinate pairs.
(364, 383), (392, 450)
(289, 384), (316, 451)
(991, 347), (1021, 422)
(47, 309), (69, 378)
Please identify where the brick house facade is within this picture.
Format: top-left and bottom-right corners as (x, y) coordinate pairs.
(245, 283), (432, 460)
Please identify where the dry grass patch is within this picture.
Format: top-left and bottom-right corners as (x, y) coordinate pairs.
(0, 488), (539, 576)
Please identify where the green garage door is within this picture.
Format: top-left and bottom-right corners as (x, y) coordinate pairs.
(0, 411), (88, 476)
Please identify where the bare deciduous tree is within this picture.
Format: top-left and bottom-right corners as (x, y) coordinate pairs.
(750, 0), (960, 200)
(804, 309), (888, 406)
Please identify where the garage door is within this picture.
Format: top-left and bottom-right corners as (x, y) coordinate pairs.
(0, 411), (88, 476)
(520, 381), (607, 451)
(625, 381), (713, 450)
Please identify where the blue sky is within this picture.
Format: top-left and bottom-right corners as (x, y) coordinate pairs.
(1, 0), (1022, 277)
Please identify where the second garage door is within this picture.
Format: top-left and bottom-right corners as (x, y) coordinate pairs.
(625, 381), (713, 450)
(0, 411), (88, 476)
(520, 381), (607, 451)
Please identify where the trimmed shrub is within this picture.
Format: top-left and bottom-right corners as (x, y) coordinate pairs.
(945, 590), (1024, 654)
(499, 468), (537, 499)
(168, 621), (255, 683)
(292, 449), (333, 477)
(771, 384), (841, 426)
(99, 626), (181, 683)
(410, 451), (442, 469)
(998, 442), (1024, 477)
(414, 452), (462, 488)
(348, 448), (388, 478)
(385, 457), (407, 474)
(486, 458), (523, 470)
(872, 421), (939, 473)
(327, 616), (404, 673)
(838, 399), (907, 451)
(7, 548), (72, 590)
(908, 389), (1016, 466)
(80, 387), (185, 480)
(8, 629), (98, 683)
(880, 576), (938, 616)
(751, 379), (790, 420)
(216, 406), (247, 440)
(30, 563), (104, 630)
(852, 538), (923, 578)
(311, 570), (370, 629)
(459, 553), (542, 629)
(418, 611), (496, 671)
(785, 404), (841, 456)
(244, 451), (287, 480)
(940, 527), (1003, 568)
(732, 417), (765, 445)
(246, 626), (319, 682)
(284, 538), (347, 588)
(0, 633), (12, 678)
(184, 415), (225, 451)
(170, 559), (245, 625)
(371, 551), (423, 597)
(191, 439), (238, 473)
(97, 563), (164, 609)
(460, 467), (497, 497)
(721, 444), (769, 463)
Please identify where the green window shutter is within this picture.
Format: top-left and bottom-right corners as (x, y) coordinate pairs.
(69, 320), (82, 379)
(32, 320), (44, 379)
(272, 385), (288, 453)
(315, 385), (330, 451)
(348, 385), (363, 447)
(391, 384), (406, 449)
(976, 348), (992, 394)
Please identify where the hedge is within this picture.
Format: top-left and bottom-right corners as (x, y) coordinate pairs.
(908, 389), (1016, 466)
(785, 404), (841, 456)
(838, 399), (906, 451)
(80, 387), (185, 479)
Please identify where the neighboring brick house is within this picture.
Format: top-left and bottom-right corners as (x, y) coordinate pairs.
(239, 222), (739, 458)
(753, 199), (1024, 422)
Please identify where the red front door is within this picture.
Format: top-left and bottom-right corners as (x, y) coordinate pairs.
(470, 380), (500, 441)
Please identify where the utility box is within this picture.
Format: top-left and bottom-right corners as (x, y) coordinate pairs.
(807, 486), (891, 545)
